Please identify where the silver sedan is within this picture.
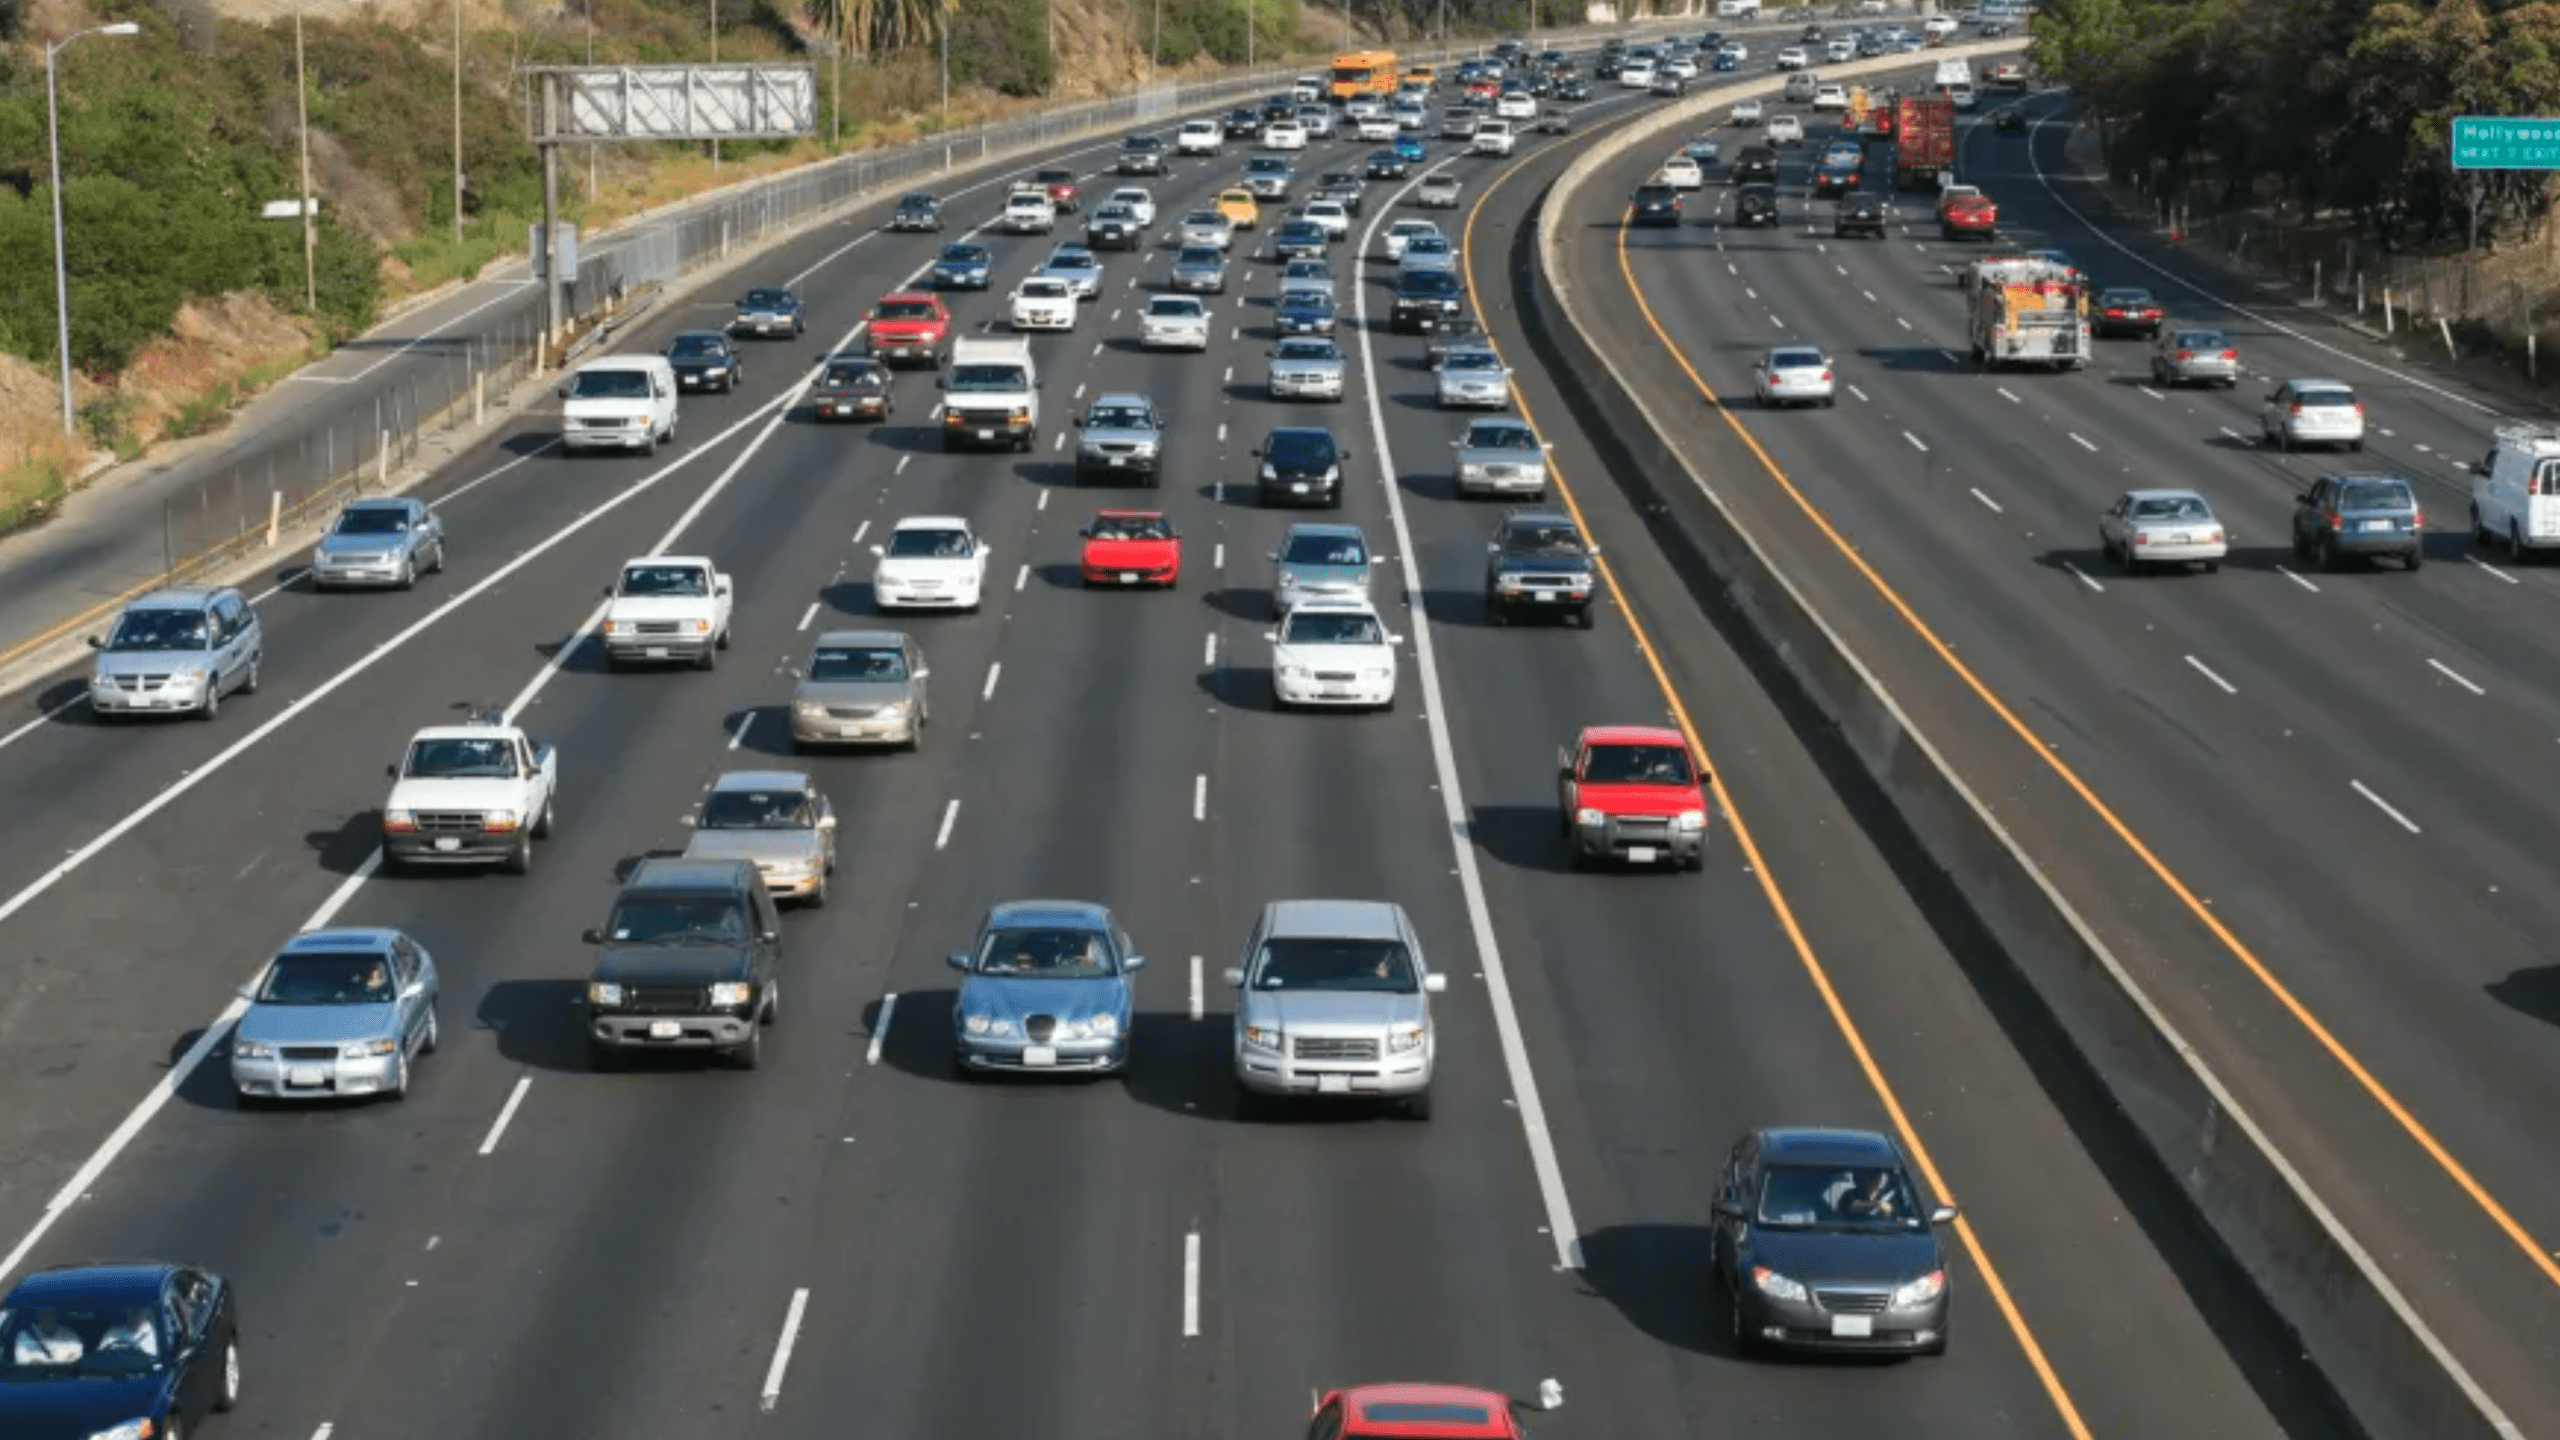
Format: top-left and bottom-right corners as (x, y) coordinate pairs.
(1436, 348), (1512, 409)
(312, 497), (446, 590)
(1751, 347), (1836, 408)
(231, 928), (440, 1105)
(792, 629), (930, 750)
(683, 769), (838, 905)
(2100, 488), (2228, 574)
(1177, 209), (1237, 252)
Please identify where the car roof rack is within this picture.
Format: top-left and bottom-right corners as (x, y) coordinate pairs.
(453, 701), (509, 728)
(2492, 421), (2560, 447)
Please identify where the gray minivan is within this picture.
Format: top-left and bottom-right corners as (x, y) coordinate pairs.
(1270, 522), (1374, 616)
(88, 586), (263, 720)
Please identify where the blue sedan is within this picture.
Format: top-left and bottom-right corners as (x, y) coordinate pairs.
(1392, 134), (1428, 163)
(0, 1262), (243, 1440)
(932, 242), (993, 290)
(948, 900), (1146, 1076)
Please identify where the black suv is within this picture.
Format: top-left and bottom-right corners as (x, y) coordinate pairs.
(1730, 146), (1780, 186)
(583, 858), (783, 1071)
(1117, 135), (1166, 174)
(1835, 192), (1887, 238)
(1735, 184), (1782, 228)
(1224, 107), (1263, 138)
(889, 192), (942, 231)
(1483, 507), (1598, 627)
(1254, 426), (1350, 509)
(1392, 269), (1465, 332)
(2292, 473), (2424, 571)
(1633, 183), (1684, 226)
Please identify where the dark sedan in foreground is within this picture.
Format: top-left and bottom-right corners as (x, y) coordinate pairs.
(0, 1262), (242, 1439)
(1713, 1127), (1956, 1356)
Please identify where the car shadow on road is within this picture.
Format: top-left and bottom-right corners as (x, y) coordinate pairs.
(497, 430), (559, 459)
(479, 977), (601, 1074)
(1464, 804), (1581, 875)
(818, 580), (876, 617)
(172, 1026), (244, 1114)
(1415, 588), (1496, 629)
(1573, 1224), (1733, 1357)
(862, 426), (955, 455)
(534, 631), (610, 676)
(304, 812), (382, 877)
(1203, 586), (1270, 623)
(1033, 562), (1089, 592)
(722, 704), (798, 758)
(31, 676), (92, 726)
(1852, 346), (1969, 375)
(1193, 480), (1271, 510)
(2488, 966), (2560, 1027)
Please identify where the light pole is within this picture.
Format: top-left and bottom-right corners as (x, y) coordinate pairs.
(1150, 0), (1161, 77)
(587, 0), (598, 197)
(938, 0), (949, 123)
(710, 0), (721, 171)
(294, 3), (315, 311)
(45, 20), (140, 438)
(452, 0), (463, 243)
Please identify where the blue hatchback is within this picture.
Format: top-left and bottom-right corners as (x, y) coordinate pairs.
(1392, 134), (1428, 163)
(0, 1262), (243, 1440)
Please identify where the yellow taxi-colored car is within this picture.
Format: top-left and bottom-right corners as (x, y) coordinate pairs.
(1216, 188), (1260, 230)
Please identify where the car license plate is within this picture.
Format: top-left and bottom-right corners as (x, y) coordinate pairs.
(1291, 481), (1310, 493)
(287, 1066), (327, 1087)
(1533, 589), (1558, 602)
(977, 429), (996, 441)
(1120, 573), (1139, 584)
(2168, 533), (2191, 544)
(649, 1020), (682, 1040)
(2364, 520), (2393, 532)
(1110, 455), (1127, 466)
(434, 837), (461, 853)
(1317, 1073), (1352, 1094)
(645, 646), (669, 659)
(1830, 1314), (1874, 1338)
(1627, 845), (1658, 863)
(1021, 1046), (1058, 1067)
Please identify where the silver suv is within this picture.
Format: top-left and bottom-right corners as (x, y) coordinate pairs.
(2262, 377), (2366, 453)
(1074, 392), (1166, 487)
(88, 586), (263, 720)
(1226, 899), (1446, 1119)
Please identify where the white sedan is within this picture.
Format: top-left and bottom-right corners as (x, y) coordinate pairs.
(1266, 599), (1401, 710)
(1495, 91), (1539, 119)
(1658, 155), (1705, 189)
(1010, 277), (1078, 332)
(2100, 488), (2229, 574)
(1730, 98), (1764, 126)
(1767, 114), (1804, 145)
(1356, 114), (1399, 140)
(1106, 187), (1157, 226)
(871, 516), (991, 612)
(1263, 121), (1308, 150)
(1384, 219), (1444, 261)
(1751, 346), (1836, 408)
(1303, 199), (1353, 240)
(1775, 45), (1809, 68)
(1141, 296), (1211, 351)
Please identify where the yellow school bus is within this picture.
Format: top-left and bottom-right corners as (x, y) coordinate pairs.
(1330, 50), (1400, 100)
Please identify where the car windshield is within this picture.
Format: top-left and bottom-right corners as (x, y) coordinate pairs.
(1755, 1162), (1926, 1231)
(876, 301), (938, 321)
(606, 898), (749, 944)
(887, 529), (972, 558)
(1408, 237), (1452, 254)
(569, 369), (651, 399)
(1277, 340), (1341, 361)
(2102, 290), (2153, 307)
(701, 789), (815, 830)
(1501, 520), (1585, 553)
(1178, 247), (1223, 266)
(1637, 186), (1677, 203)
(1285, 262), (1329, 280)
(2297, 389), (2356, 408)
(1248, 158), (1288, 174)
(938, 246), (987, 264)
(1022, 280), (1070, 298)
(2178, 331), (2227, 349)
(899, 194), (935, 209)
(974, 926), (1116, 977)
(0, 1303), (171, 1378)
(1283, 531), (1367, 565)
(620, 565), (708, 597)
(1447, 353), (1502, 375)
(105, 607), (208, 652)
(742, 289), (792, 309)
(668, 335), (728, 359)
(809, 646), (908, 682)
(1090, 514), (1173, 541)
(1582, 743), (1693, 785)
(2339, 481), (2413, 510)
(1468, 424), (1538, 450)
(1098, 206), (1137, 222)
(1283, 292), (1335, 313)
(1088, 404), (1154, 429)
(1009, 194), (1050, 210)
(949, 364), (1026, 392)
(1404, 272), (1459, 295)
(403, 736), (519, 778)
(1049, 248), (1096, 267)
(823, 362), (884, 388)
(1266, 432), (1337, 468)
(257, 950), (397, 1004)
(2131, 495), (2211, 522)
(1280, 609), (1384, 644)
(1768, 349), (1824, 370)
(1253, 935), (1416, 991)
(1149, 299), (1203, 317)
(332, 506), (409, 535)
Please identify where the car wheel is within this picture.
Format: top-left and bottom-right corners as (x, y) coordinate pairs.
(398, 555), (417, 590)
(732, 1023), (763, 1070)
(241, 655), (260, 695)
(2350, 438), (2365, 453)
(2318, 537), (2340, 573)
(641, 430), (658, 458)
(533, 794), (555, 838)
(386, 1052), (410, 1101)
(431, 540), (448, 574)
(2405, 548), (2423, 572)
(2202, 560), (2220, 574)
(1488, 598), (1508, 625)
(696, 644), (716, 671)
(2515, 522), (2532, 560)
(423, 1004), (441, 1054)
(200, 676), (220, 721)
(166, 1418), (184, 1440)
(1729, 1278), (1758, 1358)
(950, 1051), (975, 1081)
(216, 1337), (241, 1411)
(762, 980), (780, 1027)
(807, 869), (828, 908)
(505, 831), (532, 875)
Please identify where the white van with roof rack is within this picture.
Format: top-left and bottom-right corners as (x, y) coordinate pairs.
(2473, 422), (2560, 556)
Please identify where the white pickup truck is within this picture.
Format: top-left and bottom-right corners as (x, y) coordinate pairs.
(381, 712), (558, 875)
(601, 555), (734, 670)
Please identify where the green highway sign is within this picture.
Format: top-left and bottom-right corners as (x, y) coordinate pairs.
(2451, 116), (2560, 170)
(1977, 0), (2028, 15)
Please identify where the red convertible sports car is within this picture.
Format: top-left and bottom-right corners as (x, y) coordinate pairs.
(1078, 510), (1182, 588)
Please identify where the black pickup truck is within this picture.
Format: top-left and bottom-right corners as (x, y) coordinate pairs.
(583, 857), (783, 1071)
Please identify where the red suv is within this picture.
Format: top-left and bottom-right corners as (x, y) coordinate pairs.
(1558, 725), (1710, 871)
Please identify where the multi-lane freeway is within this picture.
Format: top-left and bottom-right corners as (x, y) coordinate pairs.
(1568, 73), (2560, 1428)
(0, 39), (2338, 1440)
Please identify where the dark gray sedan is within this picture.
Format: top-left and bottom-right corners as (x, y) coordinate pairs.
(1714, 1127), (1957, 1356)
(809, 354), (894, 423)
(666, 330), (745, 392)
(730, 285), (805, 338)
(1171, 244), (1230, 293)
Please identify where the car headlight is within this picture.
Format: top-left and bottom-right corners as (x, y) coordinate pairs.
(84, 1420), (156, 1440)
(1673, 809), (1707, 831)
(1324, 466), (1341, 484)
(344, 1038), (398, 1058)
(234, 1039), (275, 1060)
(1261, 464), (1278, 480)
(1279, 665), (1311, 681)
(1386, 1024), (1426, 1052)
(1751, 1266), (1809, 1303)
(1058, 1018), (1093, 1039)
(588, 981), (625, 1007)
(1242, 1023), (1284, 1052)
(877, 699), (913, 716)
(794, 700), (826, 717)
(607, 619), (633, 635)
(177, 663), (208, 681)
(1278, 571), (1299, 588)
(964, 1014), (1018, 1037)
(708, 981), (756, 1008)
(482, 809), (520, 832)
(1890, 1271), (1946, 1308)
(1576, 807), (1607, 827)
(705, 366), (729, 377)
(1087, 1013), (1120, 1037)
(1361, 667), (1391, 681)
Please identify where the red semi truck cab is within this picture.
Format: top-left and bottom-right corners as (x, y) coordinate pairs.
(1558, 725), (1711, 871)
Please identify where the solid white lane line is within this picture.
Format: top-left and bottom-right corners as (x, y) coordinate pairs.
(1014, 563), (1029, 591)
(759, 1289), (812, 1413)
(728, 712), (755, 750)
(982, 663), (1002, 701)
(2184, 655), (2238, 694)
(935, 800), (960, 850)
(2062, 560), (2105, 594)
(2467, 555), (2520, 584)
(2428, 658), (2485, 695)
(1182, 1230), (1202, 1338)
(867, 994), (895, 1066)
(1189, 957), (1203, 1021)
(2068, 432), (2099, 452)
(2352, 780), (2423, 835)
(1351, 165), (1581, 1272)
(1203, 632), (1218, 666)
(796, 601), (819, 631)
(1970, 487), (2003, 513)
(1193, 774), (1207, 821)
(854, 520), (870, 543)
(1997, 386), (2021, 404)
(1902, 431), (1928, 453)
(477, 1077), (532, 1156)
(2276, 566), (2321, 593)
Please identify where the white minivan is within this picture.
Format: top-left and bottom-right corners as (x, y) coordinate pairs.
(560, 354), (678, 456)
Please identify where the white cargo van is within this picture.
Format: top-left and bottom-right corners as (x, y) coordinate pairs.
(2473, 422), (2560, 555)
(559, 354), (678, 457)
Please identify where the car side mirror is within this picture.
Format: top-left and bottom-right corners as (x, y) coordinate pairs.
(714, 577), (732, 594)
(556, 385), (571, 400)
(1423, 973), (1449, 993)
(1077, 527), (1091, 538)
(386, 762), (400, 779)
(87, 635), (103, 649)
(2297, 492), (2313, 504)
(1487, 541), (1500, 553)
(400, 981), (427, 1001)
(1713, 1197), (1747, 1219)
(946, 952), (970, 971)
(1930, 1204), (1958, 1225)
(1387, 633), (1404, 645)
(935, 377), (948, 390)
(1250, 448), (1263, 457)
(1125, 955), (1148, 972)
(817, 811), (838, 831)
(914, 664), (930, 679)
(1073, 416), (1084, 427)
(1223, 967), (1246, 987)
(582, 927), (605, 945)
(870, 544), (886, 558)
(814, 352), (828, 364)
